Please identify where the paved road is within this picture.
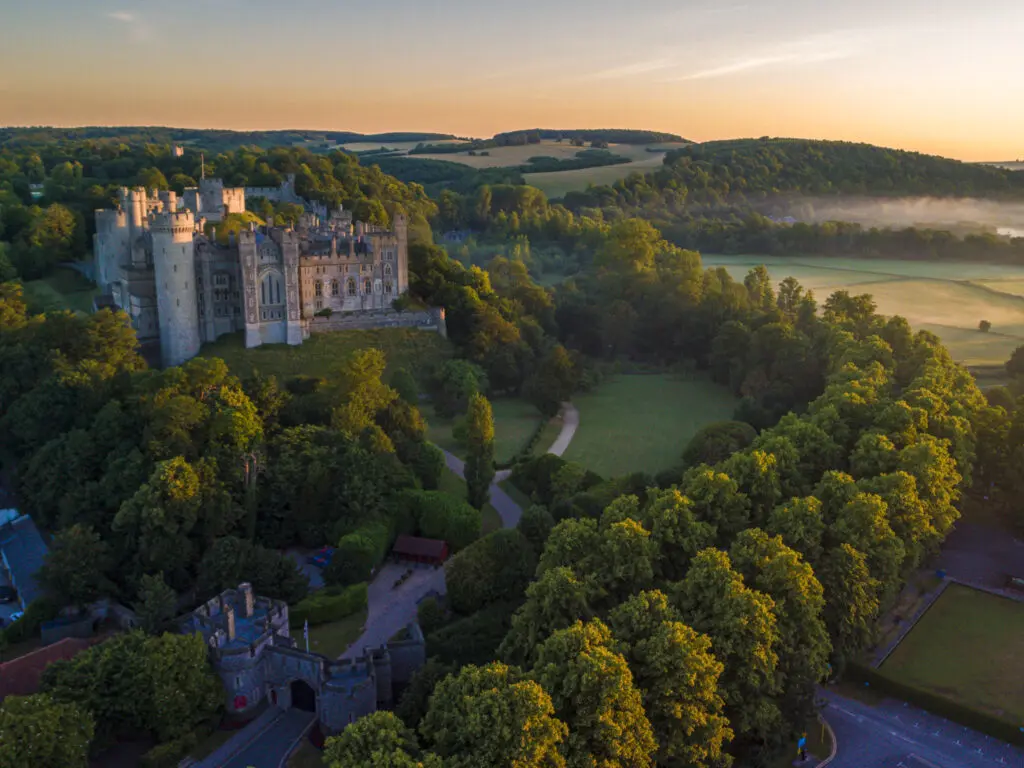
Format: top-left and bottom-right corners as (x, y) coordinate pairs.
(220, 709), (315, 768)
(443, 451), (525, 527)
(546, 402), (579, 457)
(820, 689), (1024, 768)
(339, 562), (445, 661)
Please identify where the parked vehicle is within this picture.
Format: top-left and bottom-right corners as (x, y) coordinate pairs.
(8, 611), (23, 623)
(307, 546), (335, 568)
(0, 586), (16, 603)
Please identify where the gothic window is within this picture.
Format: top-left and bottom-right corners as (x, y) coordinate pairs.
(363, 279), (371, 294)
(315, 280), (322, 297)
(347, 278), (356, 296)
(385, 281), (393, 294)
(331, 280), (339, 296)
(384, 264), (393, 278)
(261, 272), (283, 307)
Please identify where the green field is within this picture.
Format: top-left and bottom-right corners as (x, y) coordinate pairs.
(880, 584), (1024, 721)
(374, 139), (686, 197)
(563, 374), (739, 478)
(427, 398), (544, 465)
(305, 609), (368, 658)
(198, 328), (452, 382)
(20, 267), (101, 315)
(703, 255), (1024, 367)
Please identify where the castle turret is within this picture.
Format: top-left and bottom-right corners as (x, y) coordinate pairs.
(151, 210), (201, 367)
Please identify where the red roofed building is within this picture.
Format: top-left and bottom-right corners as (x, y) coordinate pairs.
(0, 637), (97, 701)
(391, 535), (448, 566)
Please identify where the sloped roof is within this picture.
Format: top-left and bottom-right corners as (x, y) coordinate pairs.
(392, 535), (448, 560)
(0, 515), (48, 607)
(0, 637), (96, 700)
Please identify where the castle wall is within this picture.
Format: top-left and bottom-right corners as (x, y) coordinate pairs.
(151, 211), (201, 367)
(387, 624), (426, 688)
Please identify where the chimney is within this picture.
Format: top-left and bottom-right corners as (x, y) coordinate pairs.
(240, 582), (255, 618)
(225, 604), (236, 641)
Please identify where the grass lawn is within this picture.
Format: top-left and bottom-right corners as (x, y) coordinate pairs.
(439, 468), (502, 535)
(426, 398), (544, 464)
(20, 267), (101, 315)
(304, 609), (368, 659)
(563, 373), (738, 478)
(880, 584), (1024, 721)
(198, 328), (452, 383)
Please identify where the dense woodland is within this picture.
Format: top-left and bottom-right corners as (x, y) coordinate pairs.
(1, 136), (1024, 767)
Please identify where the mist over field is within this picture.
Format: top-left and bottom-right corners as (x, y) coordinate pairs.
(779, 197), (1024, 235)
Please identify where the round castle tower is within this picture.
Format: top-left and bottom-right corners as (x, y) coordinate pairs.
(150, 200), (201, 367)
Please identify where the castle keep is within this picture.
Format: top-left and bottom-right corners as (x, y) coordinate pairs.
(177, 583), (425, 735)
(93, 177), (413, 367)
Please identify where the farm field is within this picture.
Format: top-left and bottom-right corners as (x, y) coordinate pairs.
(525, 153), (668, 198)
(198, 328), (452, 382)
(339, 139), (468, 153)
(880, 584), (1024, 721)
(427, 398), (544, 466)
(563, 373), (738, 478)
(413, 139), (683, 168)
(702, 254), (1024, 366)
(20, 266), (101, 315)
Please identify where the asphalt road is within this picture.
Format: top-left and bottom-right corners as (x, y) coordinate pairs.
(220, 709), (315, 768)
(820, 689), (1024, 768)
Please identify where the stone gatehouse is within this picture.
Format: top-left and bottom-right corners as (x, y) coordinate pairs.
(177, 583), (425, 735)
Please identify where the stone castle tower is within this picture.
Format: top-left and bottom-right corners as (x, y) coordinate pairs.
(150, 195), (201, 367)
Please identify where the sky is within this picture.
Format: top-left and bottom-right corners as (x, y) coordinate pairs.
(1, 0), (1022, 161)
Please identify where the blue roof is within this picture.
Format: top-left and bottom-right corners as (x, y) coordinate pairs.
(0, 515), (49, 608)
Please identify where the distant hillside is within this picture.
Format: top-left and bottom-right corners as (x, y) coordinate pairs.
(0, 127), (460, 153)
(562, 138), (1024, 214)
(493, 129), (689, 145)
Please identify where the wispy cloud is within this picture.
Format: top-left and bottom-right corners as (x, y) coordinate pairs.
(593, 58), (677, 79)
(670, 31), (872, 81)
(105, 10), (150, 42)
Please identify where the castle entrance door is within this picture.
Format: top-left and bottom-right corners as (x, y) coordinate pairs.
(290, 680), (316, 712)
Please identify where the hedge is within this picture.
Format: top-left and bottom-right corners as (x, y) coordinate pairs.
(289, 583), (368, 629)
(844, 663), (1024, 745)
(139, 721), (214, 768)
(324, 521), (392, 586)
(495, 415), (550, 470)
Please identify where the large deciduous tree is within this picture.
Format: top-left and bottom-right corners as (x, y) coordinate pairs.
(0, 693), (94, 768)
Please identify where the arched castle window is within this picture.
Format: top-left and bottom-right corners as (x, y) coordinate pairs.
(261, 272), (283, 307)
(331, 280), (339, 296)
(347, 278), (356, 296)
(384, 264), (393, 278)
(385, 281), (393, 295)
(315, 280), (323, 297)
(363, 279), (371, 294)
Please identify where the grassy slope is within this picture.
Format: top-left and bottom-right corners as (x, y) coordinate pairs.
(20, 267), (101, 315)
(198, 328), (453, 382)
(880, 584), (1024, 720)
(563, 374), (738, 478)
(426, 398), (544, 465)
(703, 254), (1024, 367)
(304, 609), (369, 659)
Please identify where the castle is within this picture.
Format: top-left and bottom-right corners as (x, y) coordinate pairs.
(93, 176), (412, 367)
(177, 583), (425, 734)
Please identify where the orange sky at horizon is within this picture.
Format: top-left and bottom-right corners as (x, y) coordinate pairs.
(2, 0), (1022, 163)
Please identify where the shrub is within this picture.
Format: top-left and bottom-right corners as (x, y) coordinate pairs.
(406, 441), (445, 491)
(517, 505), (555, 551)
(139, 725), (208, 768)
(445, 529), (537, 615)
(390, 368), (419, 404)
(509, 454), (569, 506)
(682, 421), (758, 468)
(405, 490), (481, 551)
(425, 600), (519, 666)
(324, 521), (391, 586)
(289, 583), (368, 629)
(416, 597), (445, 634)
(1, 597), (59, 645)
